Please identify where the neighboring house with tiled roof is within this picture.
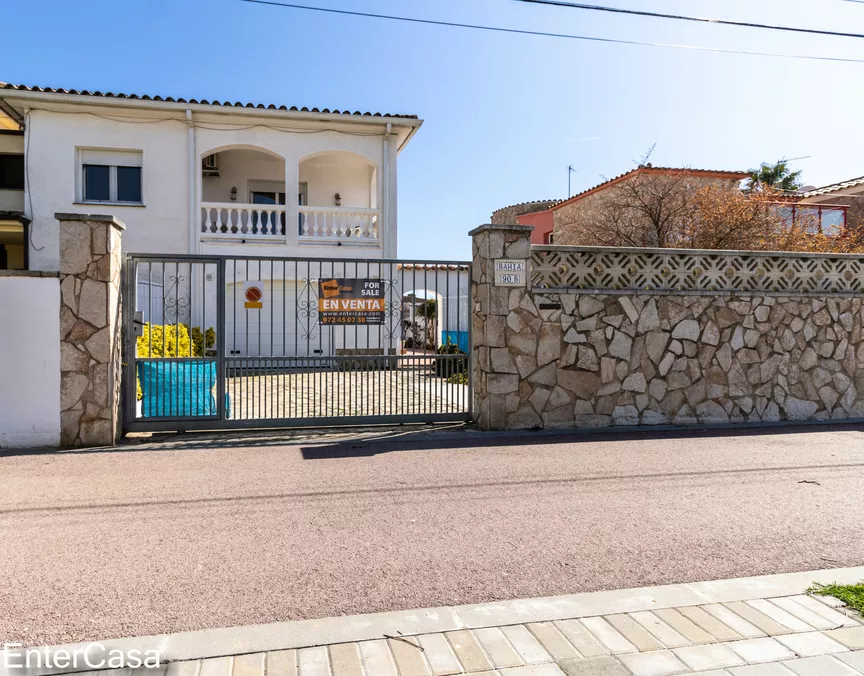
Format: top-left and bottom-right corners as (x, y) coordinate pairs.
(799, 175), (864, 200)
(491, 199), (562, 244)
(496, 165), (860, 247)
(0, 81), (423, 271)
(494, 166), (748, 247)
(794, 176), (864, 234)
(550, 165), (749, 246)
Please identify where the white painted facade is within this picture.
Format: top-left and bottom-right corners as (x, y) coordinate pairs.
(0, 275), (61, 448)
(0, 89), (422, 270)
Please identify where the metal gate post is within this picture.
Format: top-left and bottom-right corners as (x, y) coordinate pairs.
(467, 271), (474, 421)
(216, 258), (227, 422)
(122, 255), (136, 431)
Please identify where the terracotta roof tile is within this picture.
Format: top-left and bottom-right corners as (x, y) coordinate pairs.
(550, 165), (749, 211)
(496, 198), (563, 211)
(800, 176), (864, 197)
(0, 82), (419, 120)
(397, 263), (469, 270)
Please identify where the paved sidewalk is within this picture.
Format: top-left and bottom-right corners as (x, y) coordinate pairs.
(7, 567), (864, 676)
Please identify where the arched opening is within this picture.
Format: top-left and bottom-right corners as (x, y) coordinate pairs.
(298, 151), (379, 242)
(401, 289), (443, 352)
(402, 280), (470, 353)
(200, 147), (287, 239)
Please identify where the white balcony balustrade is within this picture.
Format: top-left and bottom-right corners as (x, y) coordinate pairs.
(299, 206), (379, 244)
(201, 204), (380, 245)
(201, 203), (286, 240)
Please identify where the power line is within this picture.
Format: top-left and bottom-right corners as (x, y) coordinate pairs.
(235, 0), (864, 64)
(514, 0), (864, 40)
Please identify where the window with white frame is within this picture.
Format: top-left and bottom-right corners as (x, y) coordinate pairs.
(79, 149), (143, 204)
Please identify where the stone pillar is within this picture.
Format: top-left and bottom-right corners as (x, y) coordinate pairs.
(57, 213), (125, 447)
(469, 223), (533, 430)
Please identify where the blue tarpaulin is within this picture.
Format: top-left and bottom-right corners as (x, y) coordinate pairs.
(138, 360), (223, 417)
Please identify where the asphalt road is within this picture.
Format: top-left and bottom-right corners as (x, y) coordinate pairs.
(2, 424), (864, 646)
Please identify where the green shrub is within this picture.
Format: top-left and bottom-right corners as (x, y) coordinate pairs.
(446, 371), (468, 385)
(437, 337), (464, 356)
(435, 337), (467, 378)
(137, 323), (199, 358)
(189, 326), (218, 356)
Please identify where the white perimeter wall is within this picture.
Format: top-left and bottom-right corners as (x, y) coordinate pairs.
(0, 276), (61, 448)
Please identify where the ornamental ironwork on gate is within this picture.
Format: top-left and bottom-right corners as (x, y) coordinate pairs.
(123, 254), (472, 432)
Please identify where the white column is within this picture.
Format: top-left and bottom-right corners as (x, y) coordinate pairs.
(284, 155), (300, 249)
(187, 110), (198, 255)
(385, 130), (398, 258)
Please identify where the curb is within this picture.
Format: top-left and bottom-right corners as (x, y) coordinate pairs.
(6, 565), (864, 676)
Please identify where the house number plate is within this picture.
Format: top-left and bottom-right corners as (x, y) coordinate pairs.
(494, 259), (527, 286)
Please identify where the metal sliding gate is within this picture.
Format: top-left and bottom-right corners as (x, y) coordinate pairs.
(123, 254), (472, 432)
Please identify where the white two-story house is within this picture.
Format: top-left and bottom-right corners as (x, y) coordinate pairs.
(0, 82), (422, 270)
(0, 81), (435, 363)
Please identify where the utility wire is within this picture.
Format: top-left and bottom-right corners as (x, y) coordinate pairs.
(235, 0), (864, 64)
(514, 0), (864, 40)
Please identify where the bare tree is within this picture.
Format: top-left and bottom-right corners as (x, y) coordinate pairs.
(682, 187), (864, 254)
(558, 150), (706, 248)
(680, 185), (782, 250)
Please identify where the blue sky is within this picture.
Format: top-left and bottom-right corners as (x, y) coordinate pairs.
(5, 0), (864, 260)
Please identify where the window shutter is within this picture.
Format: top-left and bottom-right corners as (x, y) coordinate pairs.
(80, 149), (143, 167)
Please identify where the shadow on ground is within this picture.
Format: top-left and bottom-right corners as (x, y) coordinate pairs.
(3, 420), (864, 459)
(298, 421), (864, 459)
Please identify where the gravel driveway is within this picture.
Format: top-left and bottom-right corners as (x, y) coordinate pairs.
(1, 424), (864, 646)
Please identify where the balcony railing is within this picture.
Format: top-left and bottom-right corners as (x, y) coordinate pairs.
(200, 204), (381, 245)
(201, 203), (286, 240)
(299, 206), (379, 243)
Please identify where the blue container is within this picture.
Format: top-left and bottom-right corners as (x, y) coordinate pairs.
(441, 330), (469, 353)
(138, 360), (219, 417)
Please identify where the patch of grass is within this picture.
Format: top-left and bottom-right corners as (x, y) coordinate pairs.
(807, 581), (864, 614)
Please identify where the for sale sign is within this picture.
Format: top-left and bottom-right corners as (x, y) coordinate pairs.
(318, 278), (385, 324)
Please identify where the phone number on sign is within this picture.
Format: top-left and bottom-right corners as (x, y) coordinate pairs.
(320, 314), (384, 325)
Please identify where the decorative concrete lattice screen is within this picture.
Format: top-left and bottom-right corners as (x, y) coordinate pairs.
(531, 246), (864, 295)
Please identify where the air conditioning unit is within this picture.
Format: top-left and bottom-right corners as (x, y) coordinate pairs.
(202, 153), (219, 177)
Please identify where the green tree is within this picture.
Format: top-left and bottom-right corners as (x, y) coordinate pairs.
(747, 159), (803, 193)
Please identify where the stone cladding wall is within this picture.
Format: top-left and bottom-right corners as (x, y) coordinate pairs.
(57, 214), (125, 446)
(471, 224), (864, 430)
